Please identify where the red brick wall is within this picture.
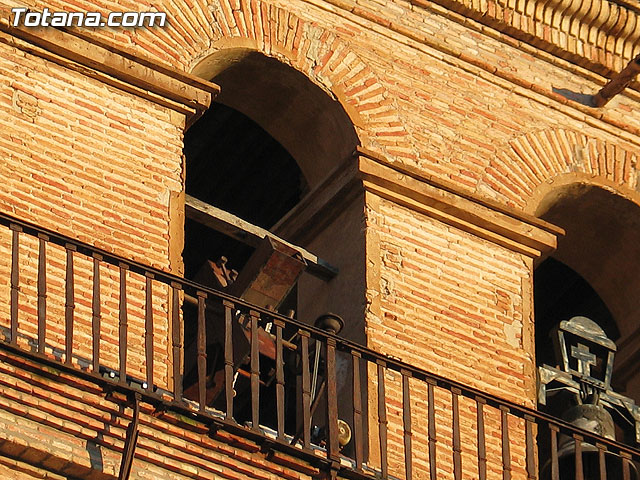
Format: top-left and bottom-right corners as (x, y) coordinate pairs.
(0, 40), (182, 390)
(0, 41), (184, 265)
(4, 0), (640, 205)
(364, 194), (534, 479)
(370, 197), (533, 401)
(0, 350), (316, 480)
(1, 0), (639, 478)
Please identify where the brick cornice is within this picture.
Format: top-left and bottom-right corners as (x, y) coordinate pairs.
(275, 146), (562, 257)
(0, 17), (219, 121)
(409, 0), (639, 76)
(357, 148), (562, 258)
(317, 0), (640, 98)
(303, 0), (640, 153)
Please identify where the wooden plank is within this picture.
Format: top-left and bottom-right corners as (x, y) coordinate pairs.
(377, 361), (388, 478)
(402, 370), (413, 480)
(477, 397), (487, 480)
(622, 452), (632, 480)
(428, 381), (437, 480)
(274, 319), (286, 440)
(197, 291), (207, 411)
(223, 300), (235, 421)
(501, 406), (512, 480)
(452, 388), (462, 480)
(145, 273), (154, 392)
(525, 415), (537, 480)
(37, 235), (48, 354)
(300, 331), (311, 449)
(574, 435), (584, 480)
(92, 254), (102, 373)
(325, 338), (339, 461)
(550, 425), (559, 480)
(185, 195), (337, 280)
(171, 282), (183, 400)
(250, 311), (260, 432)
(352, 352), (364, 470)
(597, 443), (606, 480)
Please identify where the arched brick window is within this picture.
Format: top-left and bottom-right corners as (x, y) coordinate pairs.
(181, 49), (362, 437)
(534, 184), (640, 477)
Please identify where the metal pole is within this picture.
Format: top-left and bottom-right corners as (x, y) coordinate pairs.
(592, 54), (640, 107)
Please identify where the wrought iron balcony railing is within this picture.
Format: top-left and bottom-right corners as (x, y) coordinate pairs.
(1, 209), (639, 480)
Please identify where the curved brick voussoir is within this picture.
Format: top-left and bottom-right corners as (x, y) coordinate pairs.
(477, 128), (640, 209)
(183, 0), (418, 165)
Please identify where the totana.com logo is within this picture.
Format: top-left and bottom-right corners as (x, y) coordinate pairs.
(11, 7), (167, 27)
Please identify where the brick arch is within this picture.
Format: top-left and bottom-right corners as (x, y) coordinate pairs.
(478, 128), (640, 212)
(184, 0), (416, 163)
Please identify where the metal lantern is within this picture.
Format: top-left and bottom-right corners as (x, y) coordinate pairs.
(538, 316), (640, 479)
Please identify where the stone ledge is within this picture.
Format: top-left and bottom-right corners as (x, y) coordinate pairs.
(357, 148), (562, 258)
(274, 146), (561, 258)
(409, 0), (640, 76)
(0, 15), (219, 122)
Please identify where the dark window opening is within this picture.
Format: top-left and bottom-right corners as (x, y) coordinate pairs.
(181, 103), (311, 434)
(534, 257), (618, 372)
(534, 185), (640, 478)
(183, 102), (307, 279)
(180, 50), (359, 445)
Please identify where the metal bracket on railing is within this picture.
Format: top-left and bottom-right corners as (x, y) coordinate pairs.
(327, 461), (340, 480)
(118, 392), (141, 480)
(150, 402), (167, 418)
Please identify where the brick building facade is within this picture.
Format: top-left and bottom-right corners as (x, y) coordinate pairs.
(1, 0), (640, 478)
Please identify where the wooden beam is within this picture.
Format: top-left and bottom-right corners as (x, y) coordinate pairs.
(272, 155), (361, 245)
(185, 195), (338, 280)
(592, 54), (640, 107)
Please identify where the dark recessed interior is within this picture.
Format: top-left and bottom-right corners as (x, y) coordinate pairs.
(181, 51), (361, 437)
(182, 102), (306, 433)
(534, 257), (618, 369)
(534, 184), (640, 450)
(183, 102), (306, 278)
(183, 50), (359, 279)
(536, 184), (640, 341)
(193, 50), (359, 189)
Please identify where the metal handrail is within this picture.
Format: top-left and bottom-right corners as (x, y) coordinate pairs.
(2, 209), (640, 479)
